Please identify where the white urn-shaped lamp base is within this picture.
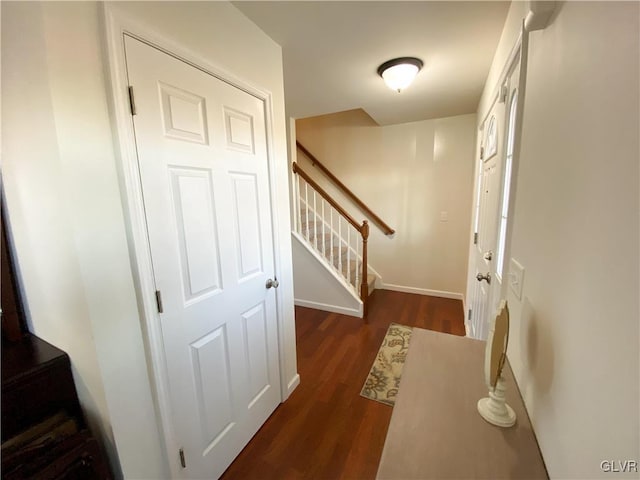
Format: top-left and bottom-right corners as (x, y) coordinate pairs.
(477, 375), (516, 428)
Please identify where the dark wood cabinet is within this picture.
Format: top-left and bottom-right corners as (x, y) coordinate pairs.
(2, 192), (110, 478)
(1, 207), (26, 343)
(2, 335), (111, 479)
(2, 335), (84, 442)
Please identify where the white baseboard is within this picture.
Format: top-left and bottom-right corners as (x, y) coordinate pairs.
(284, 373), (300, 400)
(379, 283), (464, 301)
(294, 299), (363, 318)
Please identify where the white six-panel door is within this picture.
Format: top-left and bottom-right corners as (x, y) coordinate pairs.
(124, 35), (281, 479)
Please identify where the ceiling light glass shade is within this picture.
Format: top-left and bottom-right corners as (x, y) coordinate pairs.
(377, 57), (423, 93)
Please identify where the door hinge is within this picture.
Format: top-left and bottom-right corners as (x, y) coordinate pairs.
(480, 147), (484, 160)
(473, 232), (478, 245)
(179, 448), (186, 468)
(128, 86), (137, 116)
(155, 290), (164, 314)
(500, 84), (508, 103)
(468, 309), (472, 321)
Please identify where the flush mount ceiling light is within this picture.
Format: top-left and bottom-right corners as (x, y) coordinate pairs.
(377, 57), (423, 93)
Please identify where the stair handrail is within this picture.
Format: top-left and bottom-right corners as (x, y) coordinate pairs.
(293, 162), (362, 233)
(292, 161), (370, 317)
(296, 141), (395, 236)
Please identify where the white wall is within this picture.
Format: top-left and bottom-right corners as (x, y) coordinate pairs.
(480, 2), (640, 477)
(2, 3), (150, 477)
(296, 110), (476, 298)
(1, 2), (296, 478)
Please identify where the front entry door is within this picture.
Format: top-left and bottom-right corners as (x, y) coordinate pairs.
(125, 35), (281, 478)
(468, 97), (506, 339)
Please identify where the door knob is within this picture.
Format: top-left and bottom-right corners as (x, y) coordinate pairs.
(476, 272), (491, 284)
(265, 278), (279, 289)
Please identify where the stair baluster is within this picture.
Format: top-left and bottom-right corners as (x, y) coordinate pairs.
(355, 233), (360, 294)
(330, 208), (334, 268)
(347, 227), (351, 286)
(304, 182), (310, 238)
(321, 199), (326, 258)
(312, 191), (317, 250)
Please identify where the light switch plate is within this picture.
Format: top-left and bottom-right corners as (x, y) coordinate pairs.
(509, 258), (525, 300)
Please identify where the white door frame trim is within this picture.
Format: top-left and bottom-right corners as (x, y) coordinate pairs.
(101, 5), (288, 476)
(465, 23), (530, 339)
(496, 22), (530, 304)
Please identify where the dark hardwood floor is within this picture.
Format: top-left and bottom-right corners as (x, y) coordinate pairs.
(221, 289), (466, 480)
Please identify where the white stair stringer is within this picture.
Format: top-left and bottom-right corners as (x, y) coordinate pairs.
(291, 232), (364, 317)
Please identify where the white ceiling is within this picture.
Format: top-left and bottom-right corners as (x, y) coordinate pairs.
(234, 1), (510, 125)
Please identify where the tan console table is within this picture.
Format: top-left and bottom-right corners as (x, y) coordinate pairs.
(376, 328), (548, 479)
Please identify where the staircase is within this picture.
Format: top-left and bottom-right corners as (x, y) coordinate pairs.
(292, 143), (395, 317)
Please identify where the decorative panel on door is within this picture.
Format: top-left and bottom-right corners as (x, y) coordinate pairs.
(224, 107), (255, 154)
(230, 173), (263, 280)
(170, 168), (222, 303)
(241, 302), (270, 407)
(159, 82), (209, 144)
(189, 326), (235, 451)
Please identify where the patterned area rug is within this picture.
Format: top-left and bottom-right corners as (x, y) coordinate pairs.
(360, 323), (413, 406)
